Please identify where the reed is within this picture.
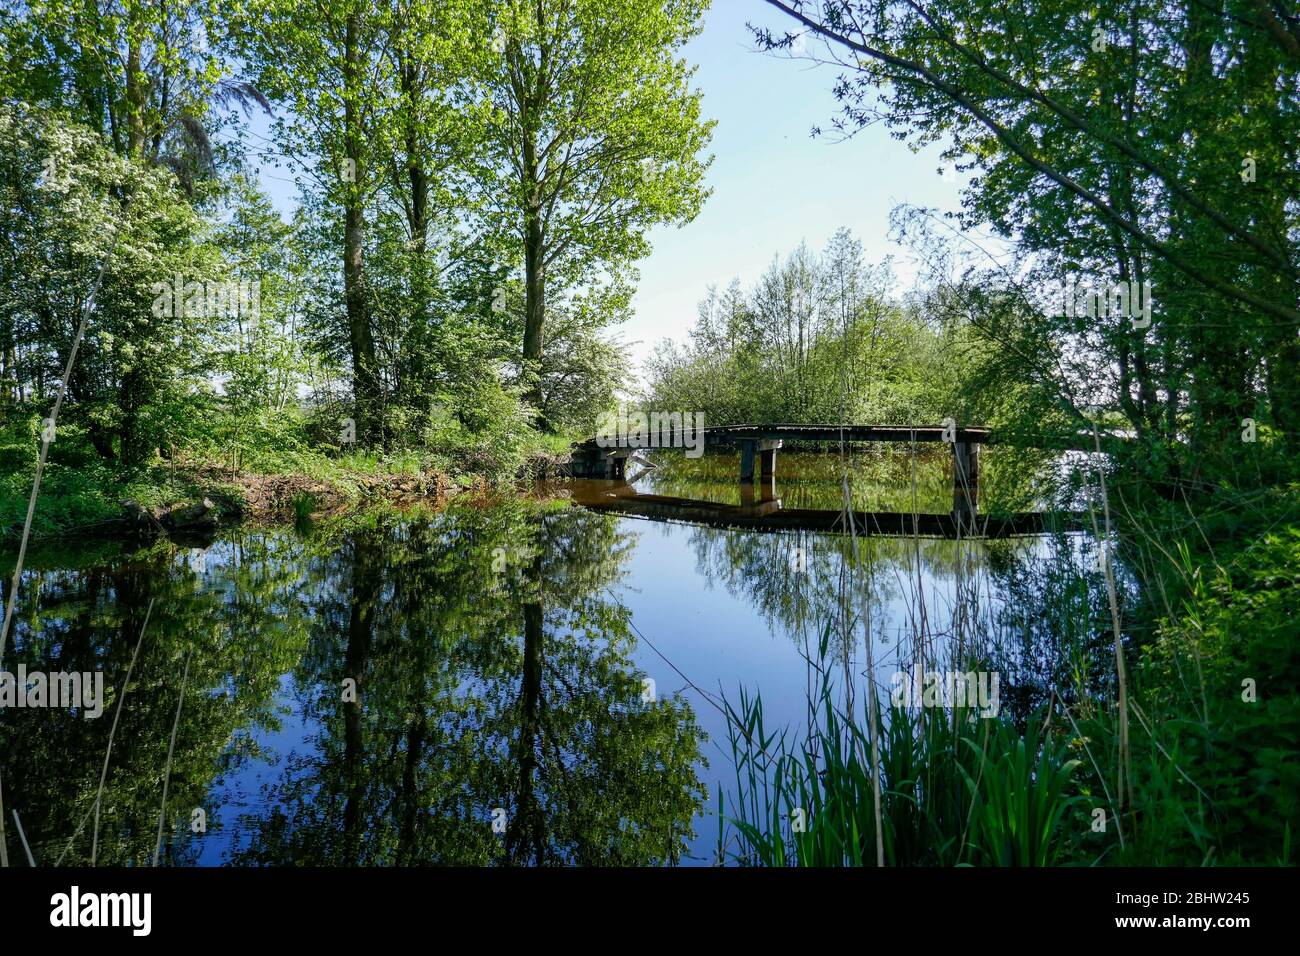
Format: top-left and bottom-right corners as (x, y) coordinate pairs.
(718, 626), (1084, 866)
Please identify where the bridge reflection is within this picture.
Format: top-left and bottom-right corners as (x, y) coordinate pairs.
(559, 477), (1085, 540)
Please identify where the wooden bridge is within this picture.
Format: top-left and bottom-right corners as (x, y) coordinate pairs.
(570, 423), (1002, 519)
(566, 422), (1111, 536)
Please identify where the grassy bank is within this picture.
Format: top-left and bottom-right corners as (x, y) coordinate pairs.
(0, 409), (575, 545)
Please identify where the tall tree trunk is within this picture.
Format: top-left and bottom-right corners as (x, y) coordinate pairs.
(124, 16), (145, 159)
(117, 368), (146, 468)
(343, 13), (380, 447)
(1, 311), (14, 404)
(1243, 23), (1300, 448)
(344, 202), (378, 443)
(404, 58), (429, 251)
(522, 199), (545, 417)
(399, 56), (430, 417)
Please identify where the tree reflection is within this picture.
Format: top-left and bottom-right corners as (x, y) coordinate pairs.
(230, 504), (706, 866)
(0, 532), (313, 865)
(0, 503), (707, 867)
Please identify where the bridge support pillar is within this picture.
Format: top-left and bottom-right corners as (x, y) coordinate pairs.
(604, 449), (630, 480)
(739, 440), (756, 483)
(952, 441), (980, 520)
(740, 438), (781, 484)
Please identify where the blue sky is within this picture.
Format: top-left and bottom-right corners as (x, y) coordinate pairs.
(243, 0), (965, 375)
(626, 0), (963, 368)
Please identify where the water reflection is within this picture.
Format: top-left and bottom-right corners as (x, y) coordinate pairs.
(632, 444), (1056, 514)
(677, 496), (1115, 726)
(621, 452), (1115, 739)
(0, 504), (706, 866)
(560, 447), (1080, 538)
(0, 450), (1113, 865)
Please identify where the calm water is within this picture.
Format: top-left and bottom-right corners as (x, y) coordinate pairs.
(0, 448), (1106, 865)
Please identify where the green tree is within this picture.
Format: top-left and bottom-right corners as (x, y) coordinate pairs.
(472, 0), (715, 415)
(232, 0), (392, 445)
(0, 105), (221, 465)
(1, 0), (266, 180)
(757, 0), (1300, 473)
(206, 175), (314, 467)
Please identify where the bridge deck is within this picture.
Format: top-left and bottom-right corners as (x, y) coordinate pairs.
(698, 424), (991, 443)
(573, 423), (1123, 455)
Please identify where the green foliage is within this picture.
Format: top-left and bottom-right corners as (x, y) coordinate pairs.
(2, 0), (235, 171)
(957, 722), (1082, 866)
(757, 0), (1300, 474)
(2, 0), (694, 493)
(0, 104), (224, 466)
(422, 376), (536, 479)
(1123, 526), (1300, 864)
(0, 421), (209, 541)
(647, 229), (1001, 427)
(473, 0), (714, 407)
